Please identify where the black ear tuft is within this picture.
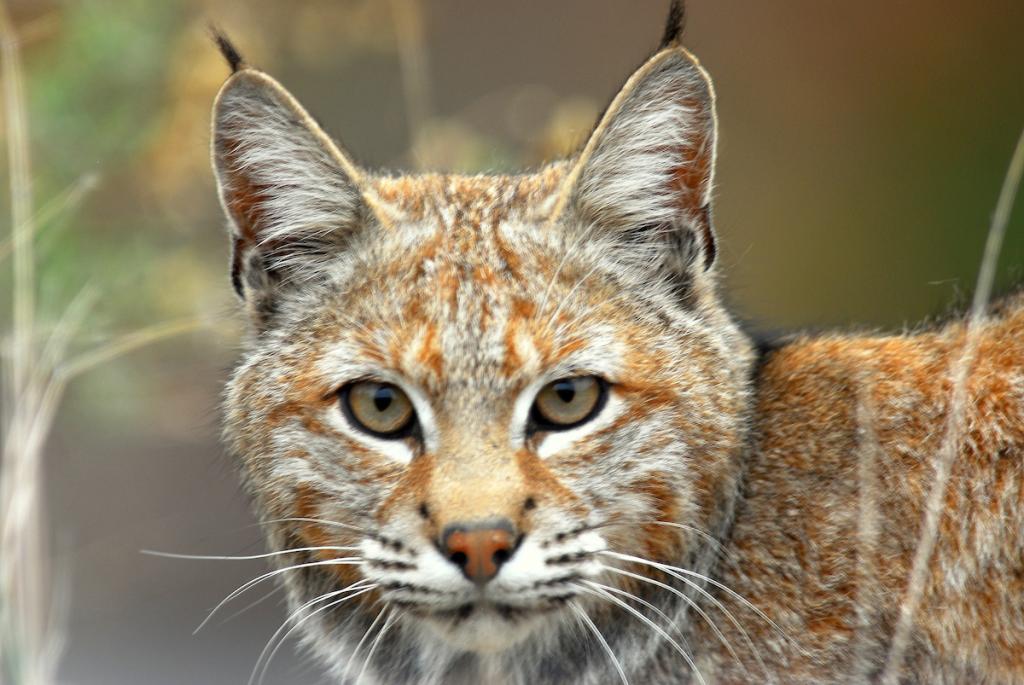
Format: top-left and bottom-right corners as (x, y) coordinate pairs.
(659, 0), (686, 48)
(210, 25), (245, 73)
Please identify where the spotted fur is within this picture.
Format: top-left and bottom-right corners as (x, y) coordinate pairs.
(210, 8), (1023, 684)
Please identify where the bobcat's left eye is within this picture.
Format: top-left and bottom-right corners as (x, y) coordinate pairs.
(340, 381), (416, 438)
(531, 376), (607, 431)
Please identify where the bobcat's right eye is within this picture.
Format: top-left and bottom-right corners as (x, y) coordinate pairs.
(340, 381), (416, 439)
(530, 376), (607, 432)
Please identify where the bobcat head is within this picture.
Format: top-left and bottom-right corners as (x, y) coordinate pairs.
(213, 5), (754, 681)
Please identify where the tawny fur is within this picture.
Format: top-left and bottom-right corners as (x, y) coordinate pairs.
(701, 301), (1024, 683)
(209, 10), (1023, 685)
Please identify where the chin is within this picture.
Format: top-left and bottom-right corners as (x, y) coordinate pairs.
(418, 604), (558, 654)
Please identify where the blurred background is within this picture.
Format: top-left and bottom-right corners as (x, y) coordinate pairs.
(0, 1), (1021, 683)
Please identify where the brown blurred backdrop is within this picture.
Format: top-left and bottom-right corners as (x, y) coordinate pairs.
(0, 1), (1021, 683)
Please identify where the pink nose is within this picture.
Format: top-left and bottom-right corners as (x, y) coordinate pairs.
(441, 521), (516, 584)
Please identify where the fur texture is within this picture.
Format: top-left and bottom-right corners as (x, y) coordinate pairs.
(209, 10), (1023, 685)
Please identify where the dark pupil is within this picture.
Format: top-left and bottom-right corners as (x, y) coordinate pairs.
(373, 386), (394, 412)
(554, 380), (576, 404)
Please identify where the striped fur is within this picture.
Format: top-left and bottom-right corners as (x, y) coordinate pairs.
(210, 17), (1023, 685)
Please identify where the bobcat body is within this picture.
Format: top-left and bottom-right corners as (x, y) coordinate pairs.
(209, 7), (1024, 683)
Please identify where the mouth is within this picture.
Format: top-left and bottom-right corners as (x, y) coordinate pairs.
(378, 571), (584, 621)
(403, 596), (574, 624)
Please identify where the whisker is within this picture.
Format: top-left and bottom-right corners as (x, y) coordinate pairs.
(217, 584), (285, 627)
(570, 601), (629, 685)
(356, 606), (399, 685)
(599, 564), (754, 678)
(195, 557), (362, 634)
(252, 590), (347, 685)
(141, 546), (358, 562)
(579, 583), (707, 685)
(340, 602), (388, 684)
(567, 516), (725, 560)
(252, 582), (376, 685)
(260, 516), (369, 535)
(535, 205), (608, 328)
(644, 521), (732, 560)
(601, 550), (801, 653)
(536, 230), (584, 321)
(164, 517), (366, 539)
(580, 581), (690, 651)
(539, 259), (607, 339)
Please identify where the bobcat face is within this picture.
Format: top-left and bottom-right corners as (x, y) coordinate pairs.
(215, 16), (754, 681)
(226, 173), (750, 655)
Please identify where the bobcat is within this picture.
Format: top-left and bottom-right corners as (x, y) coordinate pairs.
(210, 3), (1024, 683)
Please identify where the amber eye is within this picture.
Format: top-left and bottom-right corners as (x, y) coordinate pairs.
(340, 381), (416, 438)
(531, 376), (607, 431)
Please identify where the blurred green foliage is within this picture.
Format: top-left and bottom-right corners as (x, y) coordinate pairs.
(21, 2), (183, 320)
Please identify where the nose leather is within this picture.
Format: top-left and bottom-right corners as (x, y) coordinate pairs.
(441, 519), (516, 584)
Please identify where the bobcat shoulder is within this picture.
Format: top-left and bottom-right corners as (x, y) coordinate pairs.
(715, 295), (1024, 681)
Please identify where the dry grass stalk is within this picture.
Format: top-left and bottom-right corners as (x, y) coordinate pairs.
(388, 0), (432, 170)
(852, 377), (882, 681)
(880, 126), (1024, 683)
(0, 6), (202, 682)
(0, 173), (99, 265)
(0, 1), (54, 681)
(59, 317), (204, 382)
(0, 1), (32, 388)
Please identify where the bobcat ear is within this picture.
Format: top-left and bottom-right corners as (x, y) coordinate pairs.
(211, 63), (368, 320)
(553, 42), (718, 273)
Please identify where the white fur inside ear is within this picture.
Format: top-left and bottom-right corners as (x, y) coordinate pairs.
(579, 97), (700, 228)
(214, 73), (363, 278)
(570, 51), (716, 253)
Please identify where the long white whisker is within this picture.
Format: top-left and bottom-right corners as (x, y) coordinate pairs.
(570, 601), (629, 685)
(253, 590), (348, 685)
(539, 259), (607, 339)
(195, 557), (362, 634)
(599, 565), (755, 678)
(260, 516), (369, 534)
(598, 557), (770, 675)
(341, 602), (388, 684)
(645, 521), (732, 560)
(601, 550), (800, 653)
(217, 584), (285, 627)
(169, 518), (362, 540)
(253, 582), (376, 685)
(356, 606), (398, 685)
(537, 231), (586, 318)
(579, 584), (707, 685)
(581, 580), (682, 639)
(142, 546), (358, 562)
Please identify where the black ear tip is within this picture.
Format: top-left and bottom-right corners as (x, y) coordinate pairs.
(659, 0), (686, 48)
(209, 25), (245, 73)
